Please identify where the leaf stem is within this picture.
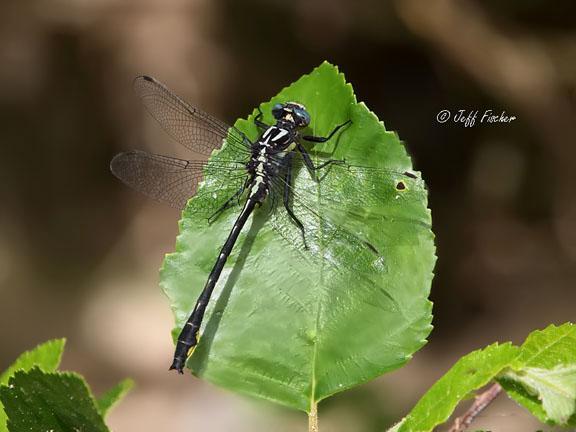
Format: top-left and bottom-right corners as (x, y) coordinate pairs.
(448, 382), (502, 432)
(309, 401), (319, 432)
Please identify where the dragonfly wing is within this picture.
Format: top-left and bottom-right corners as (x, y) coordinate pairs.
(133, 76), (251, 156)
(266, 159), (430, 259)
(110, 150), (247, 211)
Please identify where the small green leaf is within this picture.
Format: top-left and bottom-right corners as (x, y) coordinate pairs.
(0, 341), (132, 431)
(97, 378), (134, 417)
(161, 62), (436, 411)
(498, 323), (576, 425)
(394, 323), (576, 431)
(0, 339), (65, 386)
(502, 365), (576, 424)
(0, 339), (65, 430)
(396, 343), (519, 432)
(0, 368), (109, 432)
(513, 323), (576, 369)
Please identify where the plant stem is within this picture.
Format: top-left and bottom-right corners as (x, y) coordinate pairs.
(448, 382), (503, 432)
(309, 401), (318, 432)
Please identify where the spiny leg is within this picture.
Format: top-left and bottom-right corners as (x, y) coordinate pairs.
(208, 183), (246, 224)
(296, 142), (345, 182)
(298, 120), (351, 178)
(302, 120), (351, 143)
(282, 161), (308, 249)
(254, 107), (269, 130)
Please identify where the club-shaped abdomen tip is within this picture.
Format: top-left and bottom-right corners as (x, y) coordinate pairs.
(169, 359), (185, 374)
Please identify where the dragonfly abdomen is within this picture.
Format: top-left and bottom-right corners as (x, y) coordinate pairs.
(170, 195), (260, 373)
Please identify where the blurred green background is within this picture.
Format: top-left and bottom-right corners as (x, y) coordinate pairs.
(1, 0), (575, 430)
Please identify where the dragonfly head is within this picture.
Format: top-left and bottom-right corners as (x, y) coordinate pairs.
(272, 102), (310, 128)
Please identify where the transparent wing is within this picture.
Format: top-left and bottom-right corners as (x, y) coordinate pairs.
(262, 161), (430, 313)
(133, 76), (251, 156)
(110, 150), (247, 212)
(266, 159), (430, 267)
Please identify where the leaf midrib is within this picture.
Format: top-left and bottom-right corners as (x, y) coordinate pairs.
(308, 106), (327, 411)
(520, 326), (575, 367)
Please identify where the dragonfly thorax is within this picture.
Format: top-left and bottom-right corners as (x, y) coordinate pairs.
(259, 126), (295, 150)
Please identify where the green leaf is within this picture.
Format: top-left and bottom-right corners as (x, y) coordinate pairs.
(0, 368), (109, 432)
(393, 323), (576, 431)
(0, 341), (132, 431)
(502, 365), (576, 424)
(161, 62), (435, 411)
(498, 323), (576, 425)
(513, 323), (576, 368)
(0, 339), (65, 386)
(96, 378), (134, 417)
(387, 419), (406, 432)
(0, 339), (65, 431)
(396, 343), (519, 432)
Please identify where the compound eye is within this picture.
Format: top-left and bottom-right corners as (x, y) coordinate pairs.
(272, 103), (284, 119)
(295, 108), (310, 126)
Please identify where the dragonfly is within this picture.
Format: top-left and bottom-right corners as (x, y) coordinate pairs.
(111, 76), (426, 374)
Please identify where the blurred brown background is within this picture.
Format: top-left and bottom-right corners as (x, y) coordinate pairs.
(1, 0), (575, 430)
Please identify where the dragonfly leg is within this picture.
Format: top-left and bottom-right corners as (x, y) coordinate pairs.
(297, 143), (345, 180)
(302, 120), (351, 143)
(208, 184), (246, 224)
(297, 120), (351, 177)
(283, 163), (308, 249)
(254, 107), (269, 130)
